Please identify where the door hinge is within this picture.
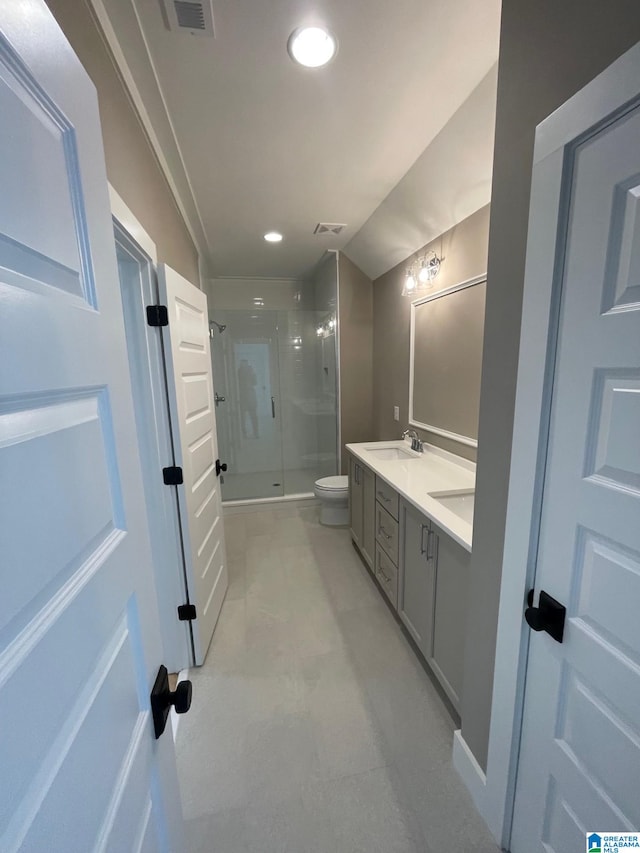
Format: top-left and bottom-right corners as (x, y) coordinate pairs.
(146, 304), (169, 327)
(162, 466), (183, 485)
(177, 603), (197, 621)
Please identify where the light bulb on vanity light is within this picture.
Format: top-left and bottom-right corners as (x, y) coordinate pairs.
(404, 271), (416, 294)
(418, 251), (442, 285)
(418, 262), (431, 284)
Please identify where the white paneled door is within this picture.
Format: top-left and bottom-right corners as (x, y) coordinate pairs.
(158, 265), (228, 665)
(510, 80), (640, 849)
(0, 4), (182, 851)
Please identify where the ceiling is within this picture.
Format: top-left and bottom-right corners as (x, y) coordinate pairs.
(98, 0), (501, 279)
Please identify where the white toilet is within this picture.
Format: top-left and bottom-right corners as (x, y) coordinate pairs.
(314, 475), (349, 526)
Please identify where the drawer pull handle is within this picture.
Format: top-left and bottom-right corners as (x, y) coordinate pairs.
(377, 491), (390, 502)
(379, 525), (392, 540)
(420, 525), (435, 558)
(426, 529), (436, 560)
(379, 568), (390, 583)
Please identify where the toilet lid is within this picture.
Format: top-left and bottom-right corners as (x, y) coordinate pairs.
(315, 475), (348, 491)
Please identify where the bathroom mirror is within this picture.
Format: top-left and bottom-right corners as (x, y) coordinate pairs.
(409, 274), (486, 448)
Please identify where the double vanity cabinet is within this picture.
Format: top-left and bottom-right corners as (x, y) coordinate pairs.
(347, 442), (473, 712)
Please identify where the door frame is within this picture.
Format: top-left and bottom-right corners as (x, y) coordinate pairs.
(110, 184), (193, 675)
(465, 41), (640, 848)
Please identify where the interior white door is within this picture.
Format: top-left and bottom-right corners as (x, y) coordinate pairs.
(0, 4), (182, 852)
(510, 94), (640, 848)
(116, 228), (191, 675)
(158, 264), (228, 665)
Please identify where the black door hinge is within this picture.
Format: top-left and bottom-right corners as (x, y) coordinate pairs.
(177, 603), (197, 621)
(163, 466), (183, 485)
(146, 305), (169, 327)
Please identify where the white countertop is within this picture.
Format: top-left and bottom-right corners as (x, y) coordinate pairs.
(345, 440), (476, 552)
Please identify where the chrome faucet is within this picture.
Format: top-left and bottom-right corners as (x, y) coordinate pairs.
(401, 428), (423, 453)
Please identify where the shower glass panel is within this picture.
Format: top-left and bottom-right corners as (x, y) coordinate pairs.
(277, 309), (332, 495)
(209, 306), (338, 502)
(210, 310), (285, 500)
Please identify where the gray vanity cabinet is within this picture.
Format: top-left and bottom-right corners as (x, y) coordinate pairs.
(349, 454), (375, 570)
(398, 499), (436, 660)
(361, 467), (375, 568)
(430, 521), (470, 709)
(349, 455), (469, 714)
(349, 456), (363, 549)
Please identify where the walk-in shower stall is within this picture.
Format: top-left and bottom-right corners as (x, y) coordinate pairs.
(207, 254), (339, 503)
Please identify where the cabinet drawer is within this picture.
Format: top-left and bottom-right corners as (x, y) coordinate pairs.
(376, 503), (399, 564)
(376, 545), (398, 608)
(375, 477), (398, 519)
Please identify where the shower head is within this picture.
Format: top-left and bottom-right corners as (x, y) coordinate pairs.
(209, 320), (227, 335)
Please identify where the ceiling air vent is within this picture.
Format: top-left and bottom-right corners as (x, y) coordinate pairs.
(314, 223), (347, 236)
(162, 0), (215, 37)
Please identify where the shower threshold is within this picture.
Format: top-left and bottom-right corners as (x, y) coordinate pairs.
(222, 492), (318, 514)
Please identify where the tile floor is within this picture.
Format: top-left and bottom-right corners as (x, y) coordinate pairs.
(175, 505), (500, 853)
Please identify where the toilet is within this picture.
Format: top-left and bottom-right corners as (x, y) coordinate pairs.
(314, 475), (349, 526)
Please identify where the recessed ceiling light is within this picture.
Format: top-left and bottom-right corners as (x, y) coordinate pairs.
(264, 231), (283, 243)
(287, 27), (337, 68)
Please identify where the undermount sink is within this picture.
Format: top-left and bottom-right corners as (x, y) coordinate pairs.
(428, 489), (475, 525)
(364, 446), (418, 461)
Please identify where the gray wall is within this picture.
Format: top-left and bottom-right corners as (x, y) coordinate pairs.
(462, 0), (640, 771)
(46, 0), (200, 285)
(338, 254), (374, 473)
(372, 206), (491, 461)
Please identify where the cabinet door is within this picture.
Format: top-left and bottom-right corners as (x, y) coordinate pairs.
(349, 456), (363, 547)
(430, 523), (470, 710)
(361, 465), (376, 569)
(399, 500), (436, 658)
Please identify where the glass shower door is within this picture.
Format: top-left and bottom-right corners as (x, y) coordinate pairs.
(209, 309), (284, 500)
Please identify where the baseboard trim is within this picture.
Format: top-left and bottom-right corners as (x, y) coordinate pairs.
(453, 730), (488, 818)
(223, 494), (319, 514)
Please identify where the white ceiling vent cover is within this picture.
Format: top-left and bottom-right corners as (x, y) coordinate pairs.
(162, 0), (215, 37)
(314, 223), (347, 236)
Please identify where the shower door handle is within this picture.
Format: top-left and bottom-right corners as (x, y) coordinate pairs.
(271, 396), (276, 418)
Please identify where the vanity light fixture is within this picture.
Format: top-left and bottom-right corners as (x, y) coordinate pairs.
(403, 250), (444, 296)
(264, 231), (283, 243)
(287, 26), (337, 68)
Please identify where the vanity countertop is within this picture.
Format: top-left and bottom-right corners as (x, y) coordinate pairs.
(345, 440), (475, 552)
